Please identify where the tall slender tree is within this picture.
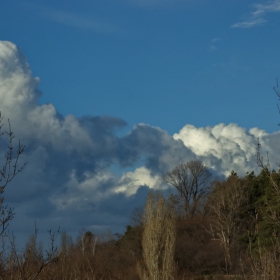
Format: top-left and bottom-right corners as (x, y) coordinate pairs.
(138, 193), (176, 280)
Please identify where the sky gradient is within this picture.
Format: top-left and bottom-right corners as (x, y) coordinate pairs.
(1, 0), (280, 245)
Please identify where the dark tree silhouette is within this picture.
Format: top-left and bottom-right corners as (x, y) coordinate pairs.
(164, 160), (212, 218)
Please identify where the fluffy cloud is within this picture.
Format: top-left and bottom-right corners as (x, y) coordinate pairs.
(174, 123), (256, 175)
(114, 166), (165, 196)
(0, 40), (279, 245)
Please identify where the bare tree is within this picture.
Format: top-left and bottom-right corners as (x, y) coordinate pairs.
(256, 140), (280, 194)
(164, 161), (212, 217)
(207, 174), (247, 274)
(240, 79), (280, 279)
(0, 112), (25, 236)
(273, 78), (280, 124)
(256, 78), (280, 224)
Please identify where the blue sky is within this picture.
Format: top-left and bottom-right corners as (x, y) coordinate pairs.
(1, 0), (280, 245)
(2, 0), (280, 133)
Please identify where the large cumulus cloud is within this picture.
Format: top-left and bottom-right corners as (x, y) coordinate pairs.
(178, 124), (280, 175)
(0, 40), (279, 244)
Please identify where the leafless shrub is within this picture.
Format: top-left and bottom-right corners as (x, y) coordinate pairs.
(2, 224), (59, 280)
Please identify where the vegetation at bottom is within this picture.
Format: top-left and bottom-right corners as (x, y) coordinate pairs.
(1, 160), (280, 279)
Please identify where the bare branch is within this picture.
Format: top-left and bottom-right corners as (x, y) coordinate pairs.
(164, 160), (212, 217)
(0, 114), (26, 236)
(255, 139), (279, 195)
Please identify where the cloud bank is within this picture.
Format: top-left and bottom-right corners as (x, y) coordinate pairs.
(0, 40), (279, 241)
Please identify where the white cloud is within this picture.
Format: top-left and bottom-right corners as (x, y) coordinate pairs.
(23, 3), (120, 33)
(231, 17), (267, 29)
(232, 0), (280, 28)
(0, 41), (41, 110)
(173, 123), (278, 176)
(125, 0), (175, 8)
(252, 0), (280, 16)
(0, 41), (115, 156)
(114, 167), (165, 196)
(45, 10), (119, 33)
(209, 45), (218, 52)
(212, 38), (221, 43)
(208, 38), (222, 52)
